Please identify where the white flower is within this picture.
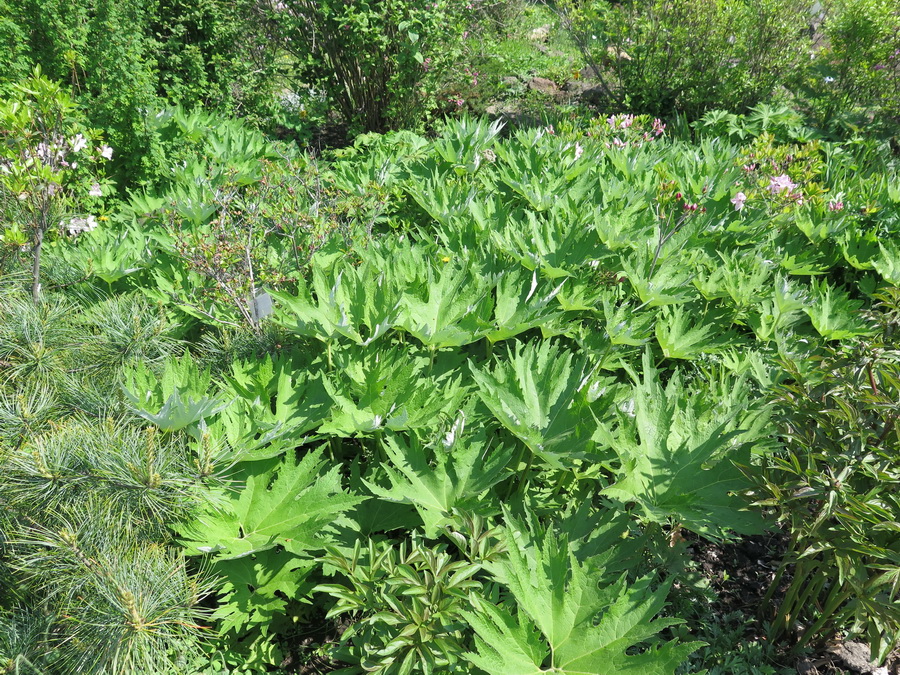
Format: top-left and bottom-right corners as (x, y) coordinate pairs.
(88, 183), (102, 197)
(574, 142), (584, 160)
(71, 134), (87, 153)
(731, 191), (747, 211)
(66, 215), (98, 235)
(99, 145), (113, 160)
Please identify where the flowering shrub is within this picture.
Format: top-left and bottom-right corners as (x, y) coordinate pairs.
(553, 111), (667, 147)
(0, 0), (283, 190)
(0, 68), (112, 302)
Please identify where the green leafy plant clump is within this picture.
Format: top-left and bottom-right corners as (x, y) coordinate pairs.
(2, 9), (900, 673)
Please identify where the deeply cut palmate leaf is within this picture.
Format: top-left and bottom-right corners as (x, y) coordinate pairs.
(365, 425), (512, 536)
(270, 261), (400, 346)
(470, 340), (596, 468)
(804, 278), (874, 341)
(399, 259), (495, 348)
(123, 351), (228, 432)
(319, 345), (467, 436)
(211, 548), (314, 635)
(595, 351), (765, 540)
(180, 449), (362, 560)
(463, 513), (701, 674)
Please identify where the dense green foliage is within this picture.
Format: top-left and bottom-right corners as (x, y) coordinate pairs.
(559, 0), (900, 129)
(3, 1), (900, 674)
(271, 0), (474, 133)
(0, 0), (280, 186)
(560, 0), (812, 117)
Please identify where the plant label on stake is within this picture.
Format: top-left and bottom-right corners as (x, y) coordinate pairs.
(250, 291), (273, 323)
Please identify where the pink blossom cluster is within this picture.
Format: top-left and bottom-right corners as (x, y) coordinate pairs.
(766, 174), (797, 194)
(766, 174), (804, 203)
(607, 114), (634, 129)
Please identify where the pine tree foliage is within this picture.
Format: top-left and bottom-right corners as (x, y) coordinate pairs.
(7, 502), (212, 674)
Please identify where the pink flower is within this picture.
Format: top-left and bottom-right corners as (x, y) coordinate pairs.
(652, 118), (666, 136)
(731, 192), (746, 211)
(573, 142), (584, 160)
(828, 200), (844, 212)
(767, 174), (798, 194)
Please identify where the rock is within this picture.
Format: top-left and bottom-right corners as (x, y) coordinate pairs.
(485, 102), (518, 116)
(529, 25), (551, 43)
(796, 659), (818, 675)
(562, 80), (607, 105)
(527, 77), (559, 96)
(607, 45), (632, 61)
(500, 76), (521, 88)
(828, 641), (880, 673)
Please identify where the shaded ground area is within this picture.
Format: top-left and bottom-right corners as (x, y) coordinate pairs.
(688, 532), (900, 675)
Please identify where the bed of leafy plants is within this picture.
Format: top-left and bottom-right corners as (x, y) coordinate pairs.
(3, 79), (900, 675)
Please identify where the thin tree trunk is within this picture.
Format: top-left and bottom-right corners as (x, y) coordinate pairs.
(32, 228), (43, 304)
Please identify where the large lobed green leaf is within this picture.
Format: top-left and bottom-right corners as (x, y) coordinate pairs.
(366, 426), (512, 536)
(179, 448), (362, 560)
(470, 340), (596, 468)
(596, 351), (766, 540)
(463, 514), (702, 674)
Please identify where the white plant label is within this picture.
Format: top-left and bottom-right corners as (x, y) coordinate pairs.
(250, 291), (273, 322)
